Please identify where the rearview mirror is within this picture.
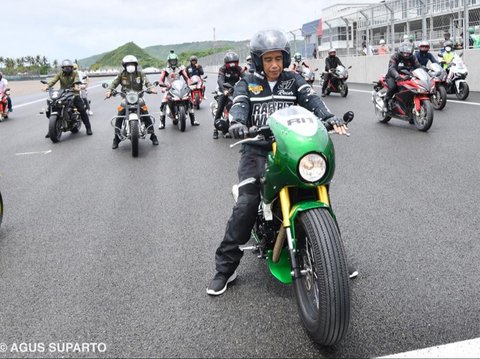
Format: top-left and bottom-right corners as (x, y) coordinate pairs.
(343, 111), (354, 124)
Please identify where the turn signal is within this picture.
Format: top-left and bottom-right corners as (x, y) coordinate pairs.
(142, 105), (148, 111)
(117, 105), (124, 112)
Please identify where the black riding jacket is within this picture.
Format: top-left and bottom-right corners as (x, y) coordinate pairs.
(387, 53), (421, 78)
(230, 71), (334, 149)
(217, 64), (244, 91)
(325, 56), (343, 71)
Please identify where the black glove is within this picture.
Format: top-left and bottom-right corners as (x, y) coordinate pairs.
(323, 116), (346, 131)
(229, 122), (248, 139)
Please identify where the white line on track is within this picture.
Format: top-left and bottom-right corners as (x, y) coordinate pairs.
(13, 83), (104, 109)
(379, 337), (480, 358)
(15, 150), (52, 156)
(312, 84), (480, 106)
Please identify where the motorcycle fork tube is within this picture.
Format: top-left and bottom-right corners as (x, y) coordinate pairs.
(279, 187), (302, 280)
(317, 185), (330, 206)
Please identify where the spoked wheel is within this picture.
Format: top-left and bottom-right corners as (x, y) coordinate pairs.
(455, 82), (469, 100)
(413, 100), (433, 132)
(293, 208), (350, 346)
(431, 85), (447, 110)
(178, 106), (186, 132)
(130, 120), (139, 157)
(48, 114), (62, 143)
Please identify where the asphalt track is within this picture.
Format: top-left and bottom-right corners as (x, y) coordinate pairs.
(0, 75), (479, 358)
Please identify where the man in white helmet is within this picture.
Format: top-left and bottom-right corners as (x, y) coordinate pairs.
(106, 55), (159, 149)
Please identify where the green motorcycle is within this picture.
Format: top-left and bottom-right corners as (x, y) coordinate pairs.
(231, 106), (354, 346)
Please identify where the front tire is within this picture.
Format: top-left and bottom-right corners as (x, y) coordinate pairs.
(178, 105), (186, 132)
(413, 100), (433, 132)
(293, 208), (350, 346)
(431, 85), (447, 110)
(48, 114), (62, 143)
(130, 121), (139, 157)
(455, 81), (469, 100)
(194, 93), (200, 110)
(340, 83), (348, 97)
(375, 101), (391, 123)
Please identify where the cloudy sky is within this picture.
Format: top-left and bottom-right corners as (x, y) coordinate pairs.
(3, 0), (332, 62)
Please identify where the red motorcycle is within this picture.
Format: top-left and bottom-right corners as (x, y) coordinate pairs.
(0, 89), (10, 122)
(189, 75), (207, 110)
(372, 68), (434, 132)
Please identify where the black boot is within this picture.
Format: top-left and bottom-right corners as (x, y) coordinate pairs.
(190, 112), (199, 126)
(86, 127), (93, 135)
(45, 132), (50, 138)
(213, 129), (219, 140)
(112, 136), (120, 149)
(150, 133), (159, 145)
(159, 115), (165, 129)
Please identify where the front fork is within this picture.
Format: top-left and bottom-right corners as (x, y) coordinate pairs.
(279, 185), (330, 280)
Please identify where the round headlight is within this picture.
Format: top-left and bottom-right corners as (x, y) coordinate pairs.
(126, 92), (138, 105)
(298, 153), (327, 183)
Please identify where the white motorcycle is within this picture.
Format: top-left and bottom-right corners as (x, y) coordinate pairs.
(440, 53), (469, 100)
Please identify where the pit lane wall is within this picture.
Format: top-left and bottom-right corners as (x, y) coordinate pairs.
(204, 49), (480, 91)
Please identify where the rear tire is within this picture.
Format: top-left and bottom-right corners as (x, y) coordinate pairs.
(293, 208), (350, 346)
(455, 82), (469, 100)
(431, 85), (447, 110)
(131, 121), (139, 157)
(178, 106), (186, 132)
(414, 100), (433, 132)
(48, 114), (62, 143)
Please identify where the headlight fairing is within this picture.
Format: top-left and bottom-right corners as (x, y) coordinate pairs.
(298, 153), (327, 183)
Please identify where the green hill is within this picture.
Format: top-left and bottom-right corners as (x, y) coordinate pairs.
(144, 40), (249, 61)
(78, 40), (251, 70)
(89, 42), (163, 70)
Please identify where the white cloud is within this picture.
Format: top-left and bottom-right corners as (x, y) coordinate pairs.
(5, 0), (326, 62)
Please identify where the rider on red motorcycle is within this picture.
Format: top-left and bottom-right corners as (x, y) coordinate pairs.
(212, 51), (244, 139)
(415, 41), (439, 67)
(0, 72), (12, 113)
(158, 51), (198, 129)
(321, 49), (344, 96)
(384, 42), (421, 111)
(186, 56), (206, 98)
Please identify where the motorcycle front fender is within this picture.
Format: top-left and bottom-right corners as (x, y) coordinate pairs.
(455, 79), (467, 92)
(267, 200), (334, 285)
(414, 95), (430, 111)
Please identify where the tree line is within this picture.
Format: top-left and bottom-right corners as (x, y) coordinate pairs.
(0, 55), (59, 76)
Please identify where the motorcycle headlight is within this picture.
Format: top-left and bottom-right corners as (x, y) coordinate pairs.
(298, 153), (327, 183)
(52, 91), (60, 99)
(126, 92), (138, 105)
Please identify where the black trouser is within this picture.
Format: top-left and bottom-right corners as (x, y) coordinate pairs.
(385, 76), (397, 102)
(215, 147), (268, 275)
(115, 98), (153, 137)
(73, 95), (91, 130)
(214, 94), (232, 121)
(322, 72), (332, 93)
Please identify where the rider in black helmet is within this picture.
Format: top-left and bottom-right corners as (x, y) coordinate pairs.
(44, 59), (93, 137)
(212, 51), (244, 139)
(206, 28), (354, 296)
(384, 42), (421, 111)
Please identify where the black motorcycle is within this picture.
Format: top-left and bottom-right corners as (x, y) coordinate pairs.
(40, 80), (82, 143)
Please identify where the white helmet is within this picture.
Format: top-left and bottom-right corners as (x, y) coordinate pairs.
(122, 55), (138, 67)
(379, 39), (386, 45)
